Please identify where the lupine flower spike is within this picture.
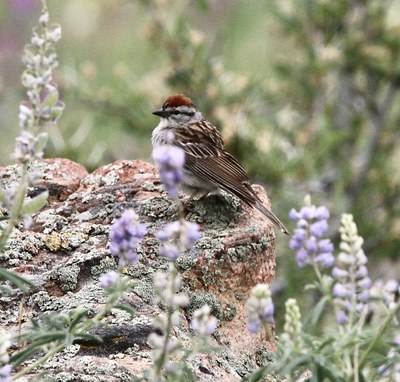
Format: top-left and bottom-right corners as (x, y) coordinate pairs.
(246, 284), (275, 334)
(109, 209), (147, 266)
(288, 197), (334, 269)
(332, 214), (371, 325)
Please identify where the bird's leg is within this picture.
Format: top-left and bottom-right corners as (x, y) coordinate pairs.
(182, 191), (210, 213)
(197, 191), (210, 202)
(182, 191), (200, 210)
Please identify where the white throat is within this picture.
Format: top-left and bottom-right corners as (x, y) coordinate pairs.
(152, 118), (171, 147)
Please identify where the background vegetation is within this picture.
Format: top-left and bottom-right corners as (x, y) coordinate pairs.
(1, 0), (399, 321)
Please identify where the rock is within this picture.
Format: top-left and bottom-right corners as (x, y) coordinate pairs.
(0, 158), (277, 381)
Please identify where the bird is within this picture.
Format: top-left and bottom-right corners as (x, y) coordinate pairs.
(151, 94), (289, 235)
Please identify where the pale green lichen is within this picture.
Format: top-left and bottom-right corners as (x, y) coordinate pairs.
(222, 304), (237, 321)
(137, 197), (175, 218)
(1, 231), (43, 267)
(46, 264), (81, 292)
(175, 253), (196, 272)
(186, 194), (242, 228)
(133, 280), (155, 304)
(234, 291), (245, 301)
(91, 257), (117, 278)
(255, 347), (274, 367)
(188, 292), (222, 319)
(141, 180), (160, 192)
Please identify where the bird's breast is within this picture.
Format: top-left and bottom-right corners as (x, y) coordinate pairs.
(151, 118), (172, 147)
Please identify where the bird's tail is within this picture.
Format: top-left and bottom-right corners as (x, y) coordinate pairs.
(254, 200), (289, 235)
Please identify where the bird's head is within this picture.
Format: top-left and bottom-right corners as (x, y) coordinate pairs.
(152, 95), (202, 125)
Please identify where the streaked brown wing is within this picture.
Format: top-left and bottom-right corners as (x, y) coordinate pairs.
(173, 121), (225, 157)
(172, 119), (257, 205)
(184, 152), (256, 206)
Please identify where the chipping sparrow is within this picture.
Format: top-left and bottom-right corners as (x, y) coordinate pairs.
(152, 94), (289, 234)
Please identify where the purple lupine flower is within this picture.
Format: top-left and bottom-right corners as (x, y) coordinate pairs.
(315, 206), (330, 220)
(15, 5), (64, 163)
(336, 310), (348, 325)
(181, 222), (200, 249)
(246, 284), (275, 334)
(309, 220), (329, 237)
(159, 244), (180, 261)
(152, 144), (185, 198)
(109, 209), (146, 266)
(319, 239), (334, 253)
(288, 201), (334, 269)
(156, 221), (181, 242)
(332, 214), (371, 325)
(0, 364), (12, 382)
(296, 248), (308, 268)
(247, 319), (261, 334)
(315, 252), (335, 268)
(0, 332), (11, 382)
(156, 220), (201, 261)
(333, 283), (348, 298)
(377, 339), (400, 379)
(190, 305), (218, 335)
(99, 270), (119, 289)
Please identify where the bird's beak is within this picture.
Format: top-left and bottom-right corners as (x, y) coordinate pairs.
(152, 109), (169, 118)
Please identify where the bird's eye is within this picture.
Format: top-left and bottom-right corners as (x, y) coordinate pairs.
(171, 110), (180, 115)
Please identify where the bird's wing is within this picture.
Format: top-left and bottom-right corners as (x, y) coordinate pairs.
(173, 121), (289, 233)
(185, 152), (256, 206)
(173, 120), (256, 204)
(173, 121), (225, 156)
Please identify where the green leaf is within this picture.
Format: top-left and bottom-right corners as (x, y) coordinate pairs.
(0, 268), (36, 292)
(24, 332), (66, 345)
(10, 344), (43, 367)
(34, 132), (48, 155)
(21, 190), (48, 215)
(50, 104), (64, 121)
(313, 357), (344, 382)
(276, 354), (314, 379)
(304, 295), (330, 331)
(42, 85), (59, 108)
(114, 303), (136, 318)
(68, 308), (89, 329)
(74, 333), (103, 344)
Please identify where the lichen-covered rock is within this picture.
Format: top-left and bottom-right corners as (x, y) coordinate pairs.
(0, 158), (279, 381)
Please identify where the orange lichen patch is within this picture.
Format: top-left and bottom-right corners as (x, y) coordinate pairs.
(163, 94), (194, 108)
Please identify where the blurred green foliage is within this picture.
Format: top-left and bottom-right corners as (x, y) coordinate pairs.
(1, 0), (400, 314)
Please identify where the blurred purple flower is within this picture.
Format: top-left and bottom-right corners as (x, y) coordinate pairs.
(159, 244), (180, 261)
(309, 220), (328, 237)
(336, 310), (348, 325)
(246, 284), (274, 334)
(156, 220), (200, 261)
(152, 144), (185, 198)
(332, 267), (347, 279)
(190, 305), (218, 335)
(0, 364), (12, 382)
(181, 222), (200, 249)
(288, 202), (334, 269)
(99, 271), (119, 289)
(247, 319), (261, 334)
(333, 283), (348, 298)
(315, 252), (335, 268)
(296, 248), (308, 268)
(109, 209), (146, 266)
(315, 206), (330, 220)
